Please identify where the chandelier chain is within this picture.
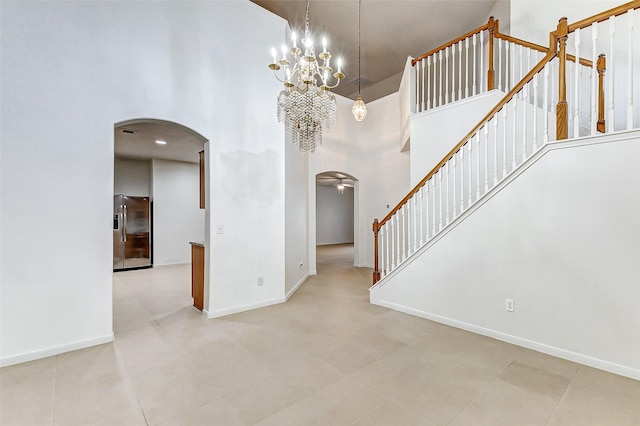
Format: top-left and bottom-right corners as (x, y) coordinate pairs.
(305, 0), (310, 39)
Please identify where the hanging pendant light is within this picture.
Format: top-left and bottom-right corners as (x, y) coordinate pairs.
(352, 0), (367, 122)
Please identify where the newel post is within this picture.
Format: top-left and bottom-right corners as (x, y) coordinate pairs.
(487, 16), (496, 91)
(597, 53), (606, 133)
(556, 17), (569, 140)
(372, 218), (381, 284)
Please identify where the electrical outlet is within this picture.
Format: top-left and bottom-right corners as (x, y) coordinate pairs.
(505, 298), (514, 312)
(257, 276), (264, 286)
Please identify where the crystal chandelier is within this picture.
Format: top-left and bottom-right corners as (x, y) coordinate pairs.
(269, 0), (344, 152)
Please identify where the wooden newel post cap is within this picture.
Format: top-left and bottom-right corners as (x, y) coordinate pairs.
(372, 218), (379, 233)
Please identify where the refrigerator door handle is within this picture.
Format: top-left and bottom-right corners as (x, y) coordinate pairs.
(123, 205), (127, 242)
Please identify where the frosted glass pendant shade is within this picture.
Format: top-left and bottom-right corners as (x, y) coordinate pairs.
(352, 96), (367, 121)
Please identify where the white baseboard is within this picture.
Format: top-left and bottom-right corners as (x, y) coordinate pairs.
(0, 334), (115, 367)
(285, 274), (308, 301)
(309, 270), (317, 276)
(204, 297), (286, 319)
(372, 298), (640, 381)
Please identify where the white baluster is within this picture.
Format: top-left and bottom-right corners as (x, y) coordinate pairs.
(465, 37), (470, 97)
(533, 73), (539, 151)
(439, 50), (443, 106)
(591, 22), (598, 135)
(387, 217), (396, 271)
(460, 146), (465, 210)
(512, 100), (517, 169)
(427, 56), (432, 110)
(419, 187), (424, 246)
(544, 62), (550, 143)
(445, 162), (450, 224)
(468, 141), (472, 206)
(493, 115), (498, 185)
(475, 133), (480, 199)
(609, 15), (615, 131)
(483, 125), (489, 192)
(445, 47), (450, 104)
(421, 60), (426, 112)
(628, 10), (634, 130)
(403, 206), (409, 261)
(502, 107), (508, 178)
(505, 41), (510, 91)
(511, 43), (517, 94)
(426, 182), (431, 240)
(408, 199), (413, 255)
(522, 83), (528, 161)
(395, 214), (400, 268)
(453, 153), (457, 218)
(574, 28), (581, 138)
(413, 197), (418, 252)
(416, 60), (421, 113)
(438, 170), (443, 231)
(452, 43), (456, 102)
(380, 225), (385, 278)
(473, 33), (477, 95)
(458, 41), (463, 100)
(498, 39), (503, 91)
(518, 45), (523, 93)
(480, 30), (485, 93)
(431, 178), (436, 237)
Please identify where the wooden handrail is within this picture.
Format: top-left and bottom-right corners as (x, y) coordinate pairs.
(494, 33), (548, 53)
(568, 0), (640, 32)
(379, 51), (557, 227)
(412, 20), (490, 66)
(495, 32), (592, 67)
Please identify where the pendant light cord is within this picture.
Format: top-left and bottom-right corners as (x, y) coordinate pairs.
(358, 0), (361, 95)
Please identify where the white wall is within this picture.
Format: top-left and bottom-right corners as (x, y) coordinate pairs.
(0, 0), (286, 365)
(410, 90), (505, 186)
(316, 185), (354, 245)
(151, 159), (204, 266)
(285, 131), (309, 296)
(371, 131), (640, 380)
(510, 0), (621, 47)
(114, 157), (151, 196)
(310, 93), (411, 271)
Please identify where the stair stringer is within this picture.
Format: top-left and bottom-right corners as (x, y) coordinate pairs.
(370, 129), (640, 381)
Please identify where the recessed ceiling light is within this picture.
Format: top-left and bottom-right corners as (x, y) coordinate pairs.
(155, 140), (167, 145)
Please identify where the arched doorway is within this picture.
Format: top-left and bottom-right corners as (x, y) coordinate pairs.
(312, 171), (360, 273)
(113, 118), (209, 330)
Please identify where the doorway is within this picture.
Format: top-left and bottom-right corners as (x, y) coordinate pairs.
(113, 119), (208, 327)
(314, 171), (359, 272)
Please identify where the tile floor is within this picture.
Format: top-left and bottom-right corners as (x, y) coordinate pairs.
(1, 244), (639, 425)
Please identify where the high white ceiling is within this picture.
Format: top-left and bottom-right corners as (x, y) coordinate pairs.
(252, 0), (498, 101)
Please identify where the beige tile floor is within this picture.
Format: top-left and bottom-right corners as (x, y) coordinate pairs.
(1, 243), (639, 425)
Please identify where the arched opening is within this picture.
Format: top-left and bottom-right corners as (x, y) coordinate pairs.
(313, 171), (359, 274)
(113, 118), (208, 331)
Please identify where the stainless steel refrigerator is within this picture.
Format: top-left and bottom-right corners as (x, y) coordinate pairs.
(113, 195), (151, 271)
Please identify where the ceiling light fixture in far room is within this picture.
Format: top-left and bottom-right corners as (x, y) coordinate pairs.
(268, 0), (345, 153)
(337, 179), (345, 195)
(155, 140), (167, 145)
(352, 0), (367, 122)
